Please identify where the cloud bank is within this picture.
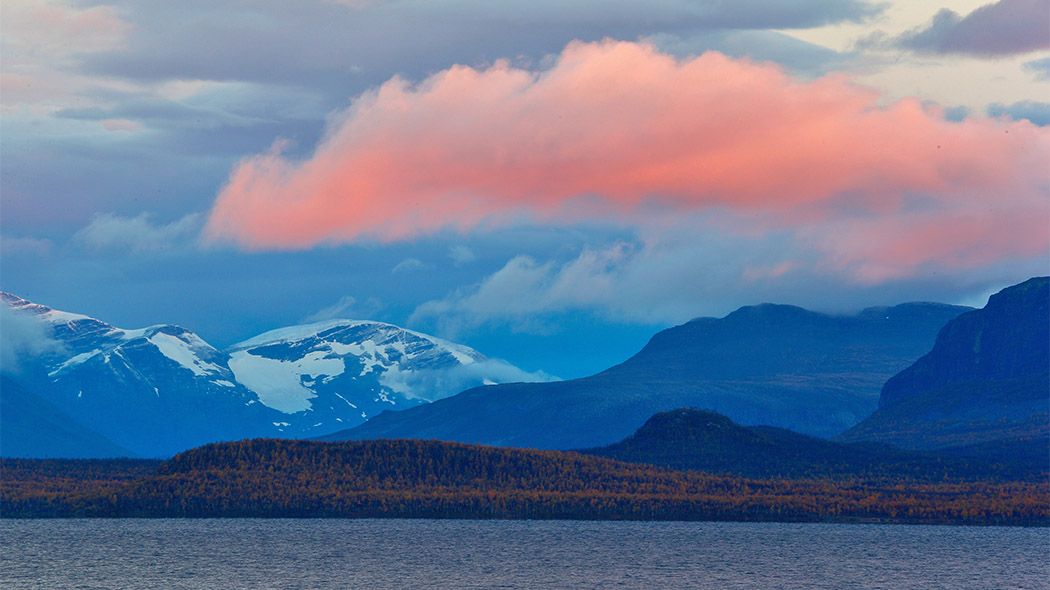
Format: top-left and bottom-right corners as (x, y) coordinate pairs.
(894, 0), (1050, 57)
(204, 40), (1048, 283)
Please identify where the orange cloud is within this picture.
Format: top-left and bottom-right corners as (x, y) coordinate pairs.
(205, 39), (1048, 276)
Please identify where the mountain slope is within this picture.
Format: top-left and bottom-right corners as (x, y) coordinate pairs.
(322, 301), (969, 449)
(0, 375), (134, 458)
(838, 277), (1050, 450)
(581, 408), (1044, 481)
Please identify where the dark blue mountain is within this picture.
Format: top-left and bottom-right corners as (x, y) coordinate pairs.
(1, 375), (133, 458)
(838, 277), (1050, 450)
(321, 301), (969, 449)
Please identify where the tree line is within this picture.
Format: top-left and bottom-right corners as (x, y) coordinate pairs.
(2, 439), (1046, 525)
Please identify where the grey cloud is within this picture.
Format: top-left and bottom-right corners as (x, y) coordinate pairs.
(646, 29), (858, 77)
(987, 100), (1050, 126)
(394, 0), (882, 29)
(893, 0), (1050, 57)
(52, 82), (330, 158)
(79, 0), (882, 91)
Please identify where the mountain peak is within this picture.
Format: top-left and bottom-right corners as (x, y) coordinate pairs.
(228, 318), (485, 365)
(225, 318), (493, 417)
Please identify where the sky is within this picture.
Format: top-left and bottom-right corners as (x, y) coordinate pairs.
(2, 0), (1048, 379)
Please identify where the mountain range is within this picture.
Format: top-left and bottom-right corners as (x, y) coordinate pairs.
(321, 301), (969, 448)
(0, 292), (533, 457)
(4, 279), (1045, 461)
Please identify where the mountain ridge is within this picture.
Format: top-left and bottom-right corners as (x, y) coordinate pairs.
(321, 300), (971, 448)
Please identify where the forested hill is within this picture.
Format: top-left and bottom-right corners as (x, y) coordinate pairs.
(3, 439), (1046, 525)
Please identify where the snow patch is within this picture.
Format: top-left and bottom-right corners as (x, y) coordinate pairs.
(228, 350), (344, 413)
(149, 332), (224, 377)
(48, 349), (102, 376)
(227, 319), (484, 369)
(331, 391), (357, 408)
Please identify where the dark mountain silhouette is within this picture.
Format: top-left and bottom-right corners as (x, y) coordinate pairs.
(580, 408), (1044, 481)
(838, 277), (1050, 450)
(322, 302), (969, 449)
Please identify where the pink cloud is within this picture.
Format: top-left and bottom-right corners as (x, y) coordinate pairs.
(205, 39), (1048, 279)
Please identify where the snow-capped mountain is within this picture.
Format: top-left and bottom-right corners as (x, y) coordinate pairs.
(226, 320), (509, 436)
(1, 292), (540, 457)
(1, 292), (284, 457)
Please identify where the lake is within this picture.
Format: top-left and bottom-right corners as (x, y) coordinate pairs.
(1, 519), (1046, 589)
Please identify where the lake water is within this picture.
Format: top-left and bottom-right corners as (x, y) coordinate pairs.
(1, 519), (1047, 589)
